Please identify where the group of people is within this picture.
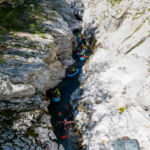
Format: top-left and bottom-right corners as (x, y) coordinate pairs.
(66, 34), (88, 77)
(51, 34), (87, 140)
(53, 34), (87, 103)
(76, 35), (88, 61)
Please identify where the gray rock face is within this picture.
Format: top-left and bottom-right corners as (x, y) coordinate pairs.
(70, 0), (150, 150)
(0, 0), (25, 8)
(54, 0), (83, 31)
(0, 0), (75, 107)
(0, 0), (76, 149)
(66, 0), (85, 20)
(0, 110), (64, 150)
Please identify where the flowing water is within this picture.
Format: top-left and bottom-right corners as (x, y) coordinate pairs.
(48, 31), (91, 150)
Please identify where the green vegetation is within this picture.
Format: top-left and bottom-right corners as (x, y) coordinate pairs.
(109, 0), (122, 5)
(49, 12), (56, 17)
(122, 14), (127, 19)
(0, 109), (19, 126)
(0, 0), (45, 35)
(134, 21), (145, 33)
(0, 58), (3, 64)
(39, 33), (46, 38)
(88, 2), (91, 7)
(118, 106), (126, 114)
(147, 63), (150, 72)
(135, 39), (145, 47)
(48, 43), (54, 48)
(26, 128), (38, 138)
(132, 10), (145, 20)
(0, 36), (5, 44)
(148, 19), (150, 25)
(28, 53), (34, 58)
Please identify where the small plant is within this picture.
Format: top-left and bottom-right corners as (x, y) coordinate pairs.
(29, 24), (37, 33)
(0, 58), (3, 64)
(0, 109), (19, 126)
(147, 63), (150, 72)
(118, 106), (126, 114)
(102, 139), (106, 144)
(39, 33), (45, 38)
(0, 26), (8, 34)
(122, 14), (127, 19)
(148, 19), (150, 25)
(132, 16), (136, 20)
(88, 2), (91, 7)
(28, 53), (34, 58)
(0, 36), (5, 43)
(109, 0), (122, 5)
(0, 0), (46, 34)
(50, 12), (56, 17)
(26, 128), (38, 138)
(95, 17), (98, 20)
(134, 20), (145, 33)
(48, 43), (54, 48)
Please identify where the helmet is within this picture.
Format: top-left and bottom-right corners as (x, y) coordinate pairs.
(54, 88), (60, 95)
(64, 118), (67, 121)
(53, 97), (60, 102)
(72, 67), (75, 71)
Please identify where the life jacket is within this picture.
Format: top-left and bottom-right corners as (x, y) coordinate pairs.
(60, 124), (70, 140)
(81, 55), (88, 58)
(58, 120), (72, 124)
(81, 44), (84, 48)
(72, 67), (75, 71)
(81, 52), (85, 56)
(58, 112), (62, 116)
(54, 88), (60, 95)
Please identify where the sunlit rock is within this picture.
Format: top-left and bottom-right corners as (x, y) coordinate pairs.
(70, 0), (150, 150)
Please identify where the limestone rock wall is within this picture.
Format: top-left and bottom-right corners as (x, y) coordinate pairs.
(70, 0), (150, 150)
(54, 0), (83, 31)
(0, 0), (76, 149)
(0, 0), (75, 111)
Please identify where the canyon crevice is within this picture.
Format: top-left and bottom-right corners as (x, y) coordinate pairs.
(0, 0), (150, 150)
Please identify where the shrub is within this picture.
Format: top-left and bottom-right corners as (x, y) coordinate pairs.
(109, 0), (122, 5)
(0, 0), (45, 34)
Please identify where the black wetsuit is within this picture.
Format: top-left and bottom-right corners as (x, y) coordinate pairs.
(49, 101), (73, 122)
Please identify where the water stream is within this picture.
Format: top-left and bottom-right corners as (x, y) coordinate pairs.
(48, 31), (91, 150)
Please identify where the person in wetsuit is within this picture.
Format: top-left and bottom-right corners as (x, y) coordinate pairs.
(49, 101), (73, 123)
